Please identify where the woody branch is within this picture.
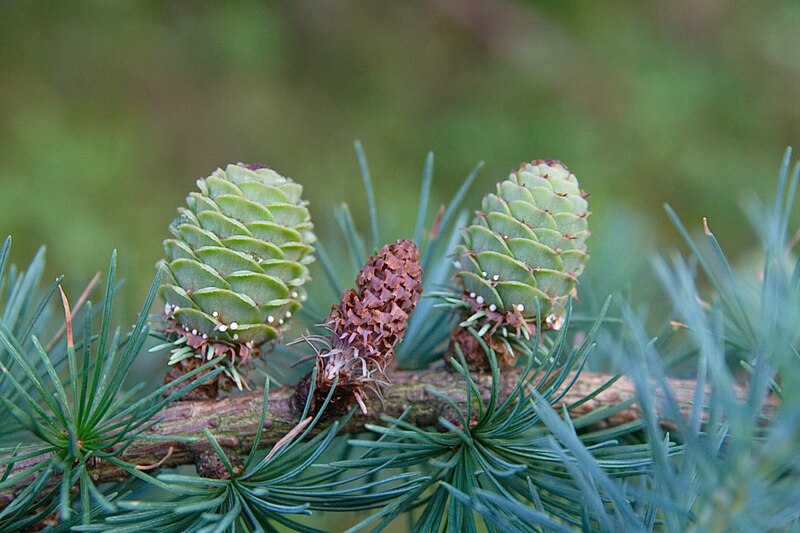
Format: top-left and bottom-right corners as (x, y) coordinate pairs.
(0, 367), (778, 509)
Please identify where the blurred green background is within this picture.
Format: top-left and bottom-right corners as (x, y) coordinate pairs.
(1, 0), (799, 319)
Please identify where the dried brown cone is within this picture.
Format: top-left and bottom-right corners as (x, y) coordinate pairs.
(296, 239), (423, 414)
(329, 238), (422, 365)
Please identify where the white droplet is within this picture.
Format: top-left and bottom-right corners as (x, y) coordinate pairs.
(191, 329), (197, 335)
(233, 334), (239, 340)
(278, 319), (285, 325)
(267, 316), (275, 323)
(291, 291), (298, 298)
(453, 261), (462, 269)
(218, 324), (228, 332)
(212, 311), (219, 318)
(202, 334), (208, 339)
(481, 271), (487, 277)
(547, 313), (563, 330)
(469, 292), (476, 299)
(516, 304), (525, 312)
(489, 304), (497, 312)
(476, 296), (485, 304)
(492, 274), (500, 281)
(163, 303), (171, 315)
(229, 322), (239, 330)
(285, 311), (292, 318)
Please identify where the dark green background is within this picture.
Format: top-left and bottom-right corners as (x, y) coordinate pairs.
(1, 1), (798, 318)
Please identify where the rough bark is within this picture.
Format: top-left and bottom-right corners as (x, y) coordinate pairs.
(0, 368), (780, 509)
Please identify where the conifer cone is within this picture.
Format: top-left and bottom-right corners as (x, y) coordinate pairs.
(158, 163), (315, 390)
(452, 160), (589, 367)
(300, 239), (422, 414)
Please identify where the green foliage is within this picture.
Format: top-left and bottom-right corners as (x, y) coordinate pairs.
(1, 147), (799, 531)
(80, 375), (422, 533)
(336, 300), (668, 532)
(0, 249), (223, 528)
(609, 149), (800, 531)
(0, 237), (64, 440)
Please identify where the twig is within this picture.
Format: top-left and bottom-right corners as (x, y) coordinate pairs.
(135, 445), (175, 471)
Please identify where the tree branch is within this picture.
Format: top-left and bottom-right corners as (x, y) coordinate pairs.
(0, 368), (779, 509)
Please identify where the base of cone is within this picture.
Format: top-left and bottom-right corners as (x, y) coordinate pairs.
(163, 356), (221, 400)
(448, 325), (517, 371)
(293, 372), (367, 418)
(195, 450), (244, 479)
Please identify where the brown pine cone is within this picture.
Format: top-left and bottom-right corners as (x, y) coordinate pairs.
(327, 238), (422, 369)
(299, 239), (423, 414)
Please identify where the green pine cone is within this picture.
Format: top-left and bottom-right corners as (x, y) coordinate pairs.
(159, 163), (315, 347)
(455, 160), (589, 330)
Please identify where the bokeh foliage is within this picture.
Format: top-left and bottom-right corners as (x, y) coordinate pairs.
(2, 0), (799, 320)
